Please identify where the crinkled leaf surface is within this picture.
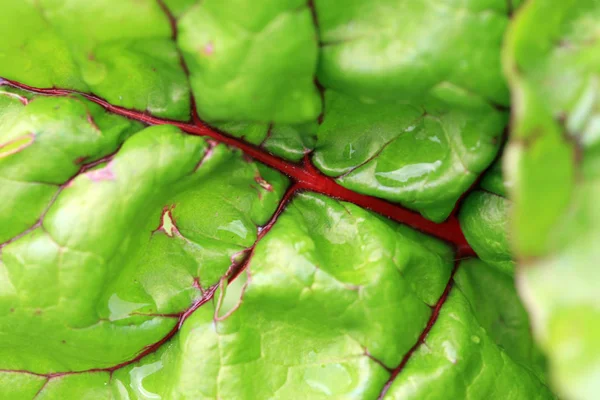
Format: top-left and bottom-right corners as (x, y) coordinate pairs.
(1, 189), (550, 399)
(0, 1), (190, 120)
(177, 0), (322, 123)
(313, 91), (506, 222)
(0, 0), (585, 398)
(0, 93), (288, 373)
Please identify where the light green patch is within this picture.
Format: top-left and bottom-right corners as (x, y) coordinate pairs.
(0, 133), (34, 159)
(178, 0), (321, 123)
(0, 0), (189, 119)
(314, 0), (511, 107)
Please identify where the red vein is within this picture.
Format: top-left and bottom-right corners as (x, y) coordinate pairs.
(155, 0), (191, 79)
(297, 157), (474, 255)
(448, 128), (508, 219)
(0, 182), (297, 382)
(506, 0), (514, 17)
(0, 148), (120, 250)
(0, 78), (476, 385)
(0, 285), (217, 380)
(377, 256), (463, 399)
(32, 377), (50, 399)
(228, 182), (299, 283)
(0, 4), (485, 384)
(156, 0), (209, 130)
(0, 79), (475, 255)
(0, 89), (29, 105)
(156, 0), (178, 42)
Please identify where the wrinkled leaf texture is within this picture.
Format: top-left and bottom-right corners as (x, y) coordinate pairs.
(0, 0), (596, 399)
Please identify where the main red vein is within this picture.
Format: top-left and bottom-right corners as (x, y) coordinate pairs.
(0, 0), (479, 390)
(0, 79), (475, 256)
(0, 77), (475, 391)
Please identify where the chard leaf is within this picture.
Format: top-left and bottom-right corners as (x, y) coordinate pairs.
(505, 0), (600, 398)
(0, 0), (586, 398)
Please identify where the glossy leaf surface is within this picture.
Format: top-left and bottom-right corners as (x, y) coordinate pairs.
(1, 0), (593, 398)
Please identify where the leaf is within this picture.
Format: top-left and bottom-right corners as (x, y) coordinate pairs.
(1, 192), (549, 399)
(0, 0), (572, 398)
(505, 0), (600, 398)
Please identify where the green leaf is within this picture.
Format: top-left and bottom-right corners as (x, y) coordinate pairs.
(0, 94), (287, 372)
(505, 0), (600, 398)
(1, 195), (549, 399)
(0, 0), (570, 398)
